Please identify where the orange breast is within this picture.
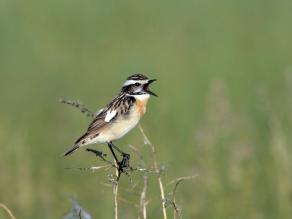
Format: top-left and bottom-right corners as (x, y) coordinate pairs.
(136, 99), (148, 116)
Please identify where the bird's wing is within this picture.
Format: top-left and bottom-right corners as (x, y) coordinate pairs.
(86, 94), (124, 132)
(87, 109), (117, 132)
(63, 109), (113, 156)
(74, 94), (135, 146)
(74, 109), (115, 145)
(74, 97), (121, 145)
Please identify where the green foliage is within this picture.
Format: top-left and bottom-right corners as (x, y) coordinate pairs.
(0, 0), (292, 218)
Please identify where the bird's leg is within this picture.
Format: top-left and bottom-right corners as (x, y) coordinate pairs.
(108, 141), (130, 158)
(109, 142), (130, 166)
(107, 143), (124, 180)
(108, 141), (131, 176)
(107, 143), (119, 165)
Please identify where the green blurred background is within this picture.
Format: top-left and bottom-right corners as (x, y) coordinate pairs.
(1, 0), (292, 218)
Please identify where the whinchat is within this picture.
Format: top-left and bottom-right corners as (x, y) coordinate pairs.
(64, 74), (157, 168)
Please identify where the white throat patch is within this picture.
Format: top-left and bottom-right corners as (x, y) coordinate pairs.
(130, 93), (150, 101)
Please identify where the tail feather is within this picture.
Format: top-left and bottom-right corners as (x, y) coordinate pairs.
(63, 145), (80, 157)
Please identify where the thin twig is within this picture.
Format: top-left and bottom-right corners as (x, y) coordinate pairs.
(157, 177), (167, 219)
(113, 162), (119, 219)
(59, 98), (95, 118)
(84, 147), (119, 219)
(0, 203), (16, 219)
(86, 148), (117, 168)
(129, 145), (148, 219)
(167, 175), (198, 219)
(65, 148), (117, 173)
(65, 165), (111, 172)
(139, 125), (168, 219)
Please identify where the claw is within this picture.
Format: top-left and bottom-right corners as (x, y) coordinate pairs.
(116, 154), (131, 181)
(119, 154), (130, 169)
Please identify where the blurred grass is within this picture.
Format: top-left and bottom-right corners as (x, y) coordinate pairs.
(0, 0), (292, 218)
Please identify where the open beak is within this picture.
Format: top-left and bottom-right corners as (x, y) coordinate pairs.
(145, 79), (157, 97)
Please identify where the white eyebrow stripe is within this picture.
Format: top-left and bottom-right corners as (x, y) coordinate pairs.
(123, 80), (148, 86)
(105, 110), (117, 122)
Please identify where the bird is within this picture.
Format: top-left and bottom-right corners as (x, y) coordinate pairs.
(63, 74), (157, 165)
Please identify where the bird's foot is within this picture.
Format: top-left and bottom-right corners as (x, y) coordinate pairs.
(116, 153), (131, 180)
(119, 153), (130, 170)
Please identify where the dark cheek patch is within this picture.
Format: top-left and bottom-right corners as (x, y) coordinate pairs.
(122, 85), (132, 93)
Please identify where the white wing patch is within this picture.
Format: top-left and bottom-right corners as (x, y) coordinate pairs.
(105, 110), (117, 122)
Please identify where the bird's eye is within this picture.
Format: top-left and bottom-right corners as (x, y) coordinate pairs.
(134, 82), (140, 86)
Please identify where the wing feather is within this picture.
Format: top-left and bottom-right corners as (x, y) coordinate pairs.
(74, 94), (135, 146)
(105, 110), (117, 122)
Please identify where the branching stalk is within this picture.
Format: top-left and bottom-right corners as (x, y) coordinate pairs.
(59, 98), (95, 118)
(139, 125), (168, 219)
(168, 175), (198, 219)
(113, 163), (119, 219)
(129, 145), (148, 219)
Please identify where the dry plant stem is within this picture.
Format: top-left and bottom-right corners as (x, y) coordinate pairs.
(129, 145), (148, 219)
(168, 175), (198, 219)
(158, 179), (167, 219)
(0, 203), (16, 219)
(65, 165), (110, 172)
(113, 183), (119, 219)
(113, 162), (119, 219)
(87, 148), (119, 219)
(139, 125), (168, 219)
(59, 98), (95, 118)
(140, 174), (148, 219)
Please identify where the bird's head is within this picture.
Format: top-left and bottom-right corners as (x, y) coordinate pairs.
(121, 74), (157, 97)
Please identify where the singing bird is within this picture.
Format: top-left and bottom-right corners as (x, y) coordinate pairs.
(64, 74), (157, 165)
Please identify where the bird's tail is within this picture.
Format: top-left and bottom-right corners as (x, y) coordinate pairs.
(63, 145), (80, 157)
(64, 133), (89, 156)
